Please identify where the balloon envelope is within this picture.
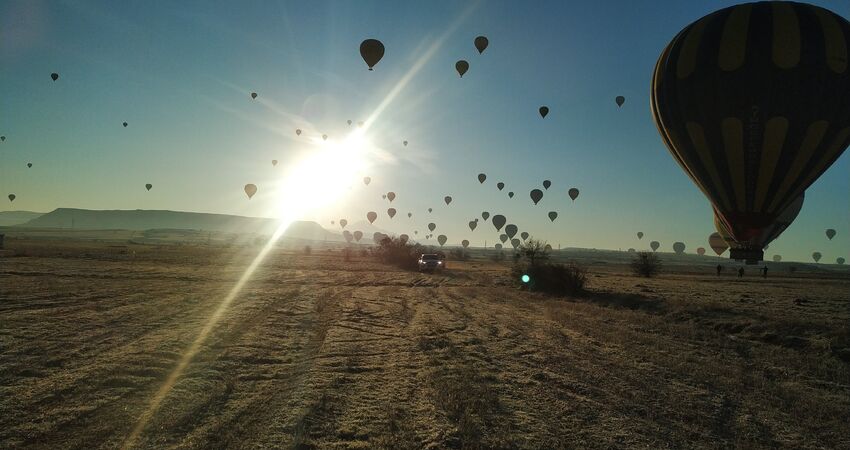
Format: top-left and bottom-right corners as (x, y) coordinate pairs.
(354, 231), (363, 242)
(709, 232), (728, 256)
(474, 36), (488, 54)
(428, 223), (436, 232)
(8, 194), (15, 202)
(360, 39), (385, 70)
(520, 232), (529, 241)
(548, 211), (558, 222)
(482, 212), (489, 221)
(637, 232), (644, 239)
(363, 177), (371, 185)
(615, 96), (625, 107)
(812, 252), (822, 262)
(650, 241), (660, 252)
(462, 239), (470, 248)
(826, 229), (836, 240)
(455, 60), (469, 77)
(50, 73), (59, 81)
(387, 208), (396, 218)
(539, 106), (549, 118)
(505, 224), (518, 239)
(496, 182), (505, 191)
(568, 188), (579, 201)
(508, 192), (514, 198)
(469, 221), (477, 231)
(444, 196), (452, 205)
(437, 235), (447, 246)
(530, 189), (543, 205)
(543, 180), (551, 190)
(145, 183), (152, 191)
(367, 211), (377, 224)
(251, 92), (257, 99)
(478, 173), (486, 184)
(272, 160), (278, 166)
(697, 247), (706, 256)
(339, 219), (348, 228)
(492, 215), (506, 231)
(387, 192), (396, 202)
(244, 184), (257, 199)
(673, 242), (686, 254)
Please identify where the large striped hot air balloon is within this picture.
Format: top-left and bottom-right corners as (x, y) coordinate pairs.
(714, 193), (804, 264)
(652, 2), (850, 263)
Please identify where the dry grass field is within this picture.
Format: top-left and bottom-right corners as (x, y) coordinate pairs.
(1, 235), (849, 449)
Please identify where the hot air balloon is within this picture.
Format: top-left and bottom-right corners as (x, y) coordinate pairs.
(244, 184), (257, 199)
(407, 212), (412, 218)
(339, 219), (348, 228)
(530, 189), (543, 205)
(826, 229), (836, 240)
(343, 230), (353, 243)
(672, 242), (686, 254)
(773, 254), (782, 262)
(697, 247), (706, 256)
(399, 234), (409, 244)
(145, 183), (152, 191)
(709, 232), (729, 256)
(508, 192), (514, 198)
(548, 211), (558, 222)
(482, 212), (489, 221)
(500, 234), (508, 243)
(478, 173), (486, 184)
(462, 239), (470, 248)
(363, 177), (371, 185)
(469, 221), (477, 231)
(428, 208), (433, 213)
(428, 223), (436, 232)
(50, 73), (59, 81)
(837, 257), (846, 265)
(650, 241), (660, 252)
(322, 134), (328, 141)
(539, 106), (549, 118)
(251, 92), (257, 99)
(367, 211), (377, 224)
(812, 252), (822, 263)
(615, 96), (625, 107)
(387, 208), (396, 218)
(497, 182), (505, 191)
(568, 188), (579, 201)
(122, 122), (128, 127)
(494, 243), (503, 250)
(520, 232), (529, 241)
(505, 224), (518, 239)
(8, 194), (15, 202)
(347, 120), (352, 126)
(382, 194), (386, 200)
(437, 235), (447, 246)
(455, 60), (469, 77)
(543, 180), (551, 190)
(492, 215), (506, 232)
(354, 231), (363, 242)
(0, 136), (5, 142)
(444, 196), (452, 205)
(652, 2), (850, 264)
(387, 192), (396, 202)
(403, 140), (408, 147)
(26, 163), (32, 168)
(360, 39), (385, 70)
(295, 129), (302, 136)
(511, 239), (521, 249)
(637, 232), (644, 240)
(272, 160), (278, 166)
(474, 36), (488, 54)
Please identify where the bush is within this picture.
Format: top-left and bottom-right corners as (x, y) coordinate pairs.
(450, 248), (470, 261)
(631, 251), (661, 277)
(512, 261), (588, 296)
(374, 235), (426, 271)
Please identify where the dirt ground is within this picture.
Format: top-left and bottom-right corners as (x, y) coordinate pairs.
(1, 238), (849, 449)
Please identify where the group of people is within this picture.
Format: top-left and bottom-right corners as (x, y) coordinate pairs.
(716, 264), (768, 278)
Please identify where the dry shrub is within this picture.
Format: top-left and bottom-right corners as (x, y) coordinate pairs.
(374, 236), (426, 271)
(631, 251), (662, 277)
(514, 262), (588, 296)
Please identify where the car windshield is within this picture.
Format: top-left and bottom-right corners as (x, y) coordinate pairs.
(421, 254), (439, 261)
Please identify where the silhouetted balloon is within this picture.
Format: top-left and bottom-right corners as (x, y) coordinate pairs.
(511, 238), (521, 249)
(428, 208), (432, 213)
(437, 235), (447, 246)
(615, 96), (625, 107)
(456, 60), (469, 77)
(494, 243), (503, 250)
(568, 188), (579, 201)
(520, 232), (529, 241)
(387, 208), (396, 218)
(272, 160), (278, 166)
(360, 39), (385, 70)
(469, 221), (477, 231)
(673, 242), (686, 254)
(367, 211), (377, 224)
(322, 134), (328, 141)
(251, 92), (257, 99)
(548, 211), (558, 222)
(508, 192), (514, 198)
(492, 215), (506, 231)
(413, 231), (418, 235)
(826, 229), (836, 240)
(837, 257), (846, 265)
(539, 106), (548, 118)
(0, 136), (5, 142)
(382, 194), (387, 200)
(530, 189), (543, 205)
(478, 173), (486, 184)
(505, 224), (518, 239)
(650, 241), (660, 252)
(51, 73), (59, 81)
(500, 234), (508, 243)
(697, 247), (706, 256)
(145, 183), (152, 191)
(497, 182), (505, 191)
(709, 232), (728, 256)
(543, 180), (551, 190)
(387, 192), (396, 202)
(244, 184), (257, 199)
(637, 232), (644, 240)
(482, 212), (489, 221)
(363, 177), (371, 185)
(652, 2), (850, 259)
(713, 193), (804, 261)
(340, 219), (348, 228)
(399, 234), (409, 244)
(428, 223), (436, 232)
(296, 129), (302, 135)
(26, 163), (32, 168)
(407, 212), (412, 218)
(773, 254), (782, 262)
(462, 239), (470, 248)
(403, 140), (408, 147)
(343, 230), (353, 243)
(354, 231), (363, 242)
(8, 194), (15, 202)
(444, 196), (452, 205)
(474, 36), (488, 54)
(812, 252), (822, 263)
(122, 122), (128, 127)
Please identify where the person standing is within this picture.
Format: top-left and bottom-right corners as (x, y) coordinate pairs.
(716, 264), (722, 276)
(737, 267), (744, 278)
(762, 266), (768, 278)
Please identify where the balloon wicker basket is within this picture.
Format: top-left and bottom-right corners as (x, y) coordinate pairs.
(730, 248), (764, 265)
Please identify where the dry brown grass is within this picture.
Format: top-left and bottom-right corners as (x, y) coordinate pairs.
(1, 235), (848, 449)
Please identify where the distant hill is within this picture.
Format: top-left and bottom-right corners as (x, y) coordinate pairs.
(18, 208), (342, 241)
(0, 211), (45, 227)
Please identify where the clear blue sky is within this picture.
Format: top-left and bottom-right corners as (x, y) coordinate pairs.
(1, 0), (847, 263)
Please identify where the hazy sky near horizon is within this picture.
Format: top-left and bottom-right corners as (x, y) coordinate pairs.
(1, 0), (848, 263)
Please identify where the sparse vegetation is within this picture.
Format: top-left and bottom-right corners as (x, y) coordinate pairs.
(373, 235), (426, 271)
(631, 251), (662, 277)
(512, 239), (588, 296)
(449, 247), (470, 261)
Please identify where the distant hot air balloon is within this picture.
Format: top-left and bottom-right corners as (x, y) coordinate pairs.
(0, 136), (5, 142)
(367, 211), (377, 224)
(339, 219), (348, 228)
(272, 160), (278, 166)
(511, 239), (521, 249)
(382, 194), (386, 200)
(8, 194), (15, 202)
(363, 177), (371, 185)
(403, 140), (408, 147)
(244, 184), (257, 199)
(709, 232), (728, 256)
(251, 92), (257, 99)
(354, 231), (363, 242)
(543, 180), (551, 190)
(826, 229), (836, 240)
(145, 183), (152, 191)
(508, 192), (514, 198)
(505, 224), (518, 239)
(387, 208), (396, 218)
(455, 60), (469, 77)
(478, 173), (486, 184)
(482, 212), (489, 221)
(343, 230), (353, 243)
(520, 232), (529, 241)
(492, 215), (506, 232)
(360, 39), (385, 70)
(672, 242), (686, 254)
(530, 189), (543, 205)
(500, 234), (508, 243)
(428, 208), (433, 213)
(615, 96), (625, 107)
(347, 120), (352, 126)
(50, 73), (59, 81)
(407, 212), (412, 218)
(474, 36), (489, 54)
(539, 106), (549, 118)
(548, 211), (558, 222)
(837, 257), (846, 265)
(387, 192), (396, 202)
(637, 232), (644, 240)
(26, 163), (32, 168)
(462, 239), (470, 248)
(437, 235), (447, 246)
(469, 221), (477, 231)
(812, 252), (822, 263)
(652, 2), (850, 264)
(568, 188), (579, 201)
(399, 234), (409, 244)
(696, 247), (706, 256)
(444, 196), (452, 205)
(773, 255), (782, 262)
(650, 241), (660, 252)
(322, 134), (328, 141)
(428, 223), (436, 232)
(494, 243), (503, 250)
(496, 182), (505, 191)
(122, 122), (128, 127)
(295, 129), (302, 136)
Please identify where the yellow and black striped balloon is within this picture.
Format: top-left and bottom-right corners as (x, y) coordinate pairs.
(652, 1), (850, 254)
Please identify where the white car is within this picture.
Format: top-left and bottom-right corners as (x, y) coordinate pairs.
(418, 253), (445, 272)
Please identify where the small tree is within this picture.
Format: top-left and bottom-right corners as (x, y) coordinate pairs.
(519, 239), (550, 266)
(631, 251), (661, 277)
